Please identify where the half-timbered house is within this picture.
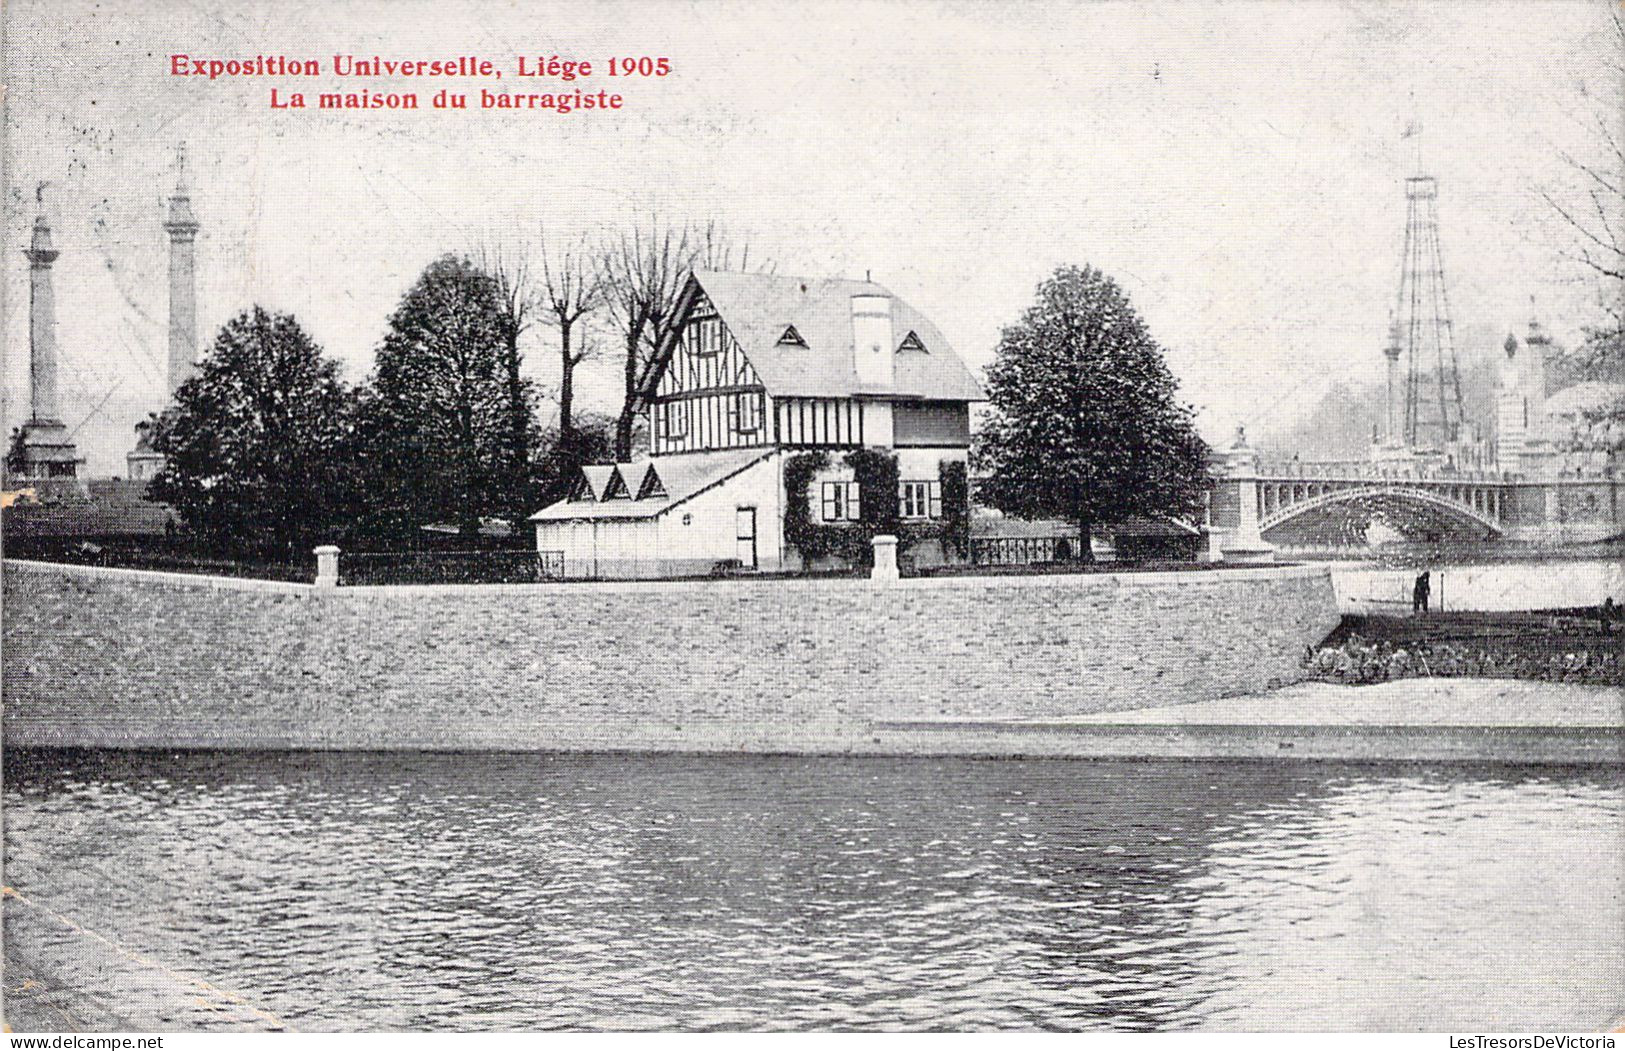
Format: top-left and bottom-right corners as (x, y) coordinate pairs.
(530, 271), (985, 578)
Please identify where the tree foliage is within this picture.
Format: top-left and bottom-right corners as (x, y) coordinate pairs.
(972, 265), (1209, 559)
(362, 254), (534, 537)
(533, 410), (617, 504)
(147, 306), (357, 551)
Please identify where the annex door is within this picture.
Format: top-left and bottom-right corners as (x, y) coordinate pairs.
(735, 507), (757, 570)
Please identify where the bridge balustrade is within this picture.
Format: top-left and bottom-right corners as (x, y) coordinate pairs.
(1259, 461), (1511, 483)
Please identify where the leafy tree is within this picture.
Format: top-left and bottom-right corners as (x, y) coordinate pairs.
(363, 255), (534, 537)
(973, 265), (1210, 561)
(147, 306), (358, 552)
(533, 410), (617, 504)
(5, 428), (26, 479)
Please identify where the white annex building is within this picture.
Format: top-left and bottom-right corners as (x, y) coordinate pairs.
(531, 271), (985, 578)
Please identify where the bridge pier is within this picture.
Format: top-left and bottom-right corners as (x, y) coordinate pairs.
(1206, 428), (1276, 563)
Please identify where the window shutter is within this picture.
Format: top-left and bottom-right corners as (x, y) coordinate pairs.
(847, 484), (861, 522)
(929, 481), (942, 519)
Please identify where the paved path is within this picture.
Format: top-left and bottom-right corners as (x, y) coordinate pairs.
(874, 678), (1623, 764)
(1060, 678), (1622, 729)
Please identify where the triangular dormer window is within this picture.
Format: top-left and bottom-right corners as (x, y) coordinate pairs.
(637, 467), (668, 500)
(568, 473), (592, 502)
(777, 325), (807, 347)
(603, 471), (631, 501)
(898, 330), (927, 352)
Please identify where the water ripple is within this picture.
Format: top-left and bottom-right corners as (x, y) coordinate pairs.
(4, 751), (1621, 1031)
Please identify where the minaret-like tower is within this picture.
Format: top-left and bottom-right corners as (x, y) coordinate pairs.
(1522, 315), (1550, 429)
(1494, 332), (1527, 472)
(13, 185), (82, 483)
(164, 147), (200, 395)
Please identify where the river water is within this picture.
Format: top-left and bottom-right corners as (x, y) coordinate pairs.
(4, 749), (1620, 1031)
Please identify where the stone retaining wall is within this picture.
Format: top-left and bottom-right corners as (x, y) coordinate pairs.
(2, 560), (1341, 753)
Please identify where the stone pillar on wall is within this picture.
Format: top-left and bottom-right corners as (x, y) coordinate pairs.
(870, 535), (899, 581)
(1212, 427), (1275, 563)
(314, 546), (340, 588)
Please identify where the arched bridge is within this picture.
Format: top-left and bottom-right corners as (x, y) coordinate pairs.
(1203, 434), (1623, 558)
(1256, 478), (1506, 538)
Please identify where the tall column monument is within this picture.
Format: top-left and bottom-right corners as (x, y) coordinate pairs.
(165, 148), (201, 394)
(13, 185), (82, 483)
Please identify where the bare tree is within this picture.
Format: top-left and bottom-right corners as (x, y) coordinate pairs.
(1540, 144), (1624, 286)
(535, 229), (606, 444)
(475, 242), (542, 515)
(1540, 11), (1625, 457)
(601, 219), (696, 461)
(600, 218), (767, 461)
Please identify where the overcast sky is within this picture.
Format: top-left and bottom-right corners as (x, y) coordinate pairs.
(5, 0), (1619, 475)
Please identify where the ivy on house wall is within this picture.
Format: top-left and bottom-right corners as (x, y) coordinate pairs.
(783, 448), (898, 565)
(937, 459), (970, 557)
(783, 450), (970, 567)
(844, 447), (901, 544)
(782, 451), (837, 560)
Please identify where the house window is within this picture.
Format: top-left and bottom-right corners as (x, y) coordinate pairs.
(898, 330), (927, 352)
(728, 393), (761, 434)
(898, 480), (942, 519)
(821, 481), (861, 522)
(688, 314), (724, 357)
(778, 325), (806, 347)
(660, 402), (687, 439)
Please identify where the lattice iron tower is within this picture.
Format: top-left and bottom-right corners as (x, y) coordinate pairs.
(1393, 172), (1467, 450)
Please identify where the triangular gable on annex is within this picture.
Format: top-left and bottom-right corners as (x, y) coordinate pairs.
(602, 469), (632, 501)
(578, 464), (615, 501)
(636, 464), (668, 500)
(530, 449), (774, 523)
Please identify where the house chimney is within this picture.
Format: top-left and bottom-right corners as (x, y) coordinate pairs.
(25, 196), (61, 424)
(165, 146), (201, 395)
(851, 293), (893, 390)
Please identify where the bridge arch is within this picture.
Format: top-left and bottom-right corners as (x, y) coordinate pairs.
(1259, 484), (1504, 541)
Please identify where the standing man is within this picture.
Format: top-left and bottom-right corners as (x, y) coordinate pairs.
(1412, 571), (1431, 614)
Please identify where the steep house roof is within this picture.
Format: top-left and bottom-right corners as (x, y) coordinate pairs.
(531, 449), (772, 522)
(666, 271), (986, 403)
